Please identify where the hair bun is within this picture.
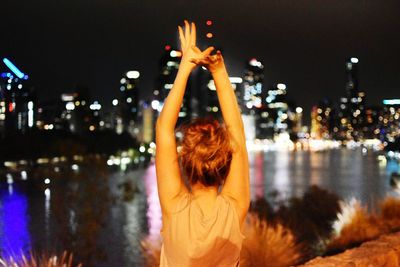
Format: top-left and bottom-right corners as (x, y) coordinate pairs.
(178, 118), (232, 187)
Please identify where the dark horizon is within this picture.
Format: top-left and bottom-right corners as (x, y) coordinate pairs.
(1, 0), (399, 120)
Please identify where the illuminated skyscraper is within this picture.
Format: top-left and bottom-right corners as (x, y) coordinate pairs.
(35, 99), (66, 131)
(381, 99), (400, 143)
(338, 57), (366, 140)
(243, 58), (264, 113)
(59, 88), (97, 133)
(311, 98), (334, 139)
(311, 106), (323, 140)
(0, 58), (34, 136)
(266, 83), (289, 134)
(119, 70), (141, 137)
(242, 58), (270, 139)
(0, 76), (6, 136)
(363, 106), (383, 140)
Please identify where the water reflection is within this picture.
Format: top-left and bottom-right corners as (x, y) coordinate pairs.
(144, 165), (162, 241)
(0, 149), (398, 266)
(29, 157), (112, 265)
(44, 188), (51, 248)
(272, 150), (291, 200)
(0, 186), (31, 261)
(251, 152), (265, 199)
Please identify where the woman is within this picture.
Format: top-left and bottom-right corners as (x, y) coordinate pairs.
(155, 21), (250, 267)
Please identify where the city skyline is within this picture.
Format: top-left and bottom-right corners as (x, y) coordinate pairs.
(1, 1), (399, 118)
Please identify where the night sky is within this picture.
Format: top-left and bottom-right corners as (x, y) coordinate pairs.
(1, 0), (399, 120)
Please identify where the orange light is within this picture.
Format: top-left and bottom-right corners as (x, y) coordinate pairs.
(206, 32), (213, 38)
(8, 102), (14, 112)
(206, 20), (213, 26)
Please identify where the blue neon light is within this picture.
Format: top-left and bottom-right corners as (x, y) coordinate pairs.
(2, 58), (25, 79)
(383, 99), (400, 105)
(0, 187), (31, 262)
(0, 73), (13, 78)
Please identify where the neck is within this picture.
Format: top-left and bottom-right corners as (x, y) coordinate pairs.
(191, 183), (218, 197)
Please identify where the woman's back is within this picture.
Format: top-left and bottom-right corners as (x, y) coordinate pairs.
(159, 193), (245, 267)
(156, 21), (249, 266)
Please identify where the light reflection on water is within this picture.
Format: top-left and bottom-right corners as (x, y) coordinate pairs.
(0, 148), (398, 266)
(143, 164), (162, 241)
(257, 149), (395, 206)
(0, 186), (31, 261)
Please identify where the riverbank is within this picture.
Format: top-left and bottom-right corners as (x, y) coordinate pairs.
(300, 231), (400, 266)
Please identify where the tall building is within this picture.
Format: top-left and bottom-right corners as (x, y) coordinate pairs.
(381, 99), (400, 143)
(338, 57), (366, 140)
(311, 106), (323, 139)
(58, 86), (100, 134)
(0, 58), (35, 136)
(243, 58), (264, 113)
(242, 58), (270, 139)
(362, 106), (383, 140)
(35, 99), (66, 131)
(142, 102), (154, 143)
(266, 83), (289, 135)
(103, 98), (123, 134)
(0, 74), (6, 137)
(311, 98), (334, 139)
(119, 70), (141, 137)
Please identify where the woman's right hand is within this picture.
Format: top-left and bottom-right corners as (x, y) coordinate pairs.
(178, 21), (214, 72)
(190, 49), (226, 75)
(204, 50), (225, 75)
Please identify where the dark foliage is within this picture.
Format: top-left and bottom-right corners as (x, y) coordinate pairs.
(250, 186), (341, 260)
(0, 129), (138, 161)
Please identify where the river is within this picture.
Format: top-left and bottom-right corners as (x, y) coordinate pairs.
(0, 148), (399, 266)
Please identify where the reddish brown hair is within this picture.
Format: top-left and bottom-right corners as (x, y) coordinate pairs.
(178, 118), (233, 187)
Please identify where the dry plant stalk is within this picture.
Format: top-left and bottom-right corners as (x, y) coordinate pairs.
(240, 213), (302, 267)
(328, 199), (382, 252)
(379, 197), (400, 232)
(0, 251), (82, 267)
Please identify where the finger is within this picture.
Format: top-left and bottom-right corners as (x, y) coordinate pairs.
(191, 22), (196, 46)
(217, 50), (224, 61)
(178, 26), (185, 48)
(207, 55), (217, 63)
(184, 20), (190, 47)
(202, 46), (215, 57)
(190, 58), (199, 64)
(213, 50), (223, 62)
(191, 59), (208, 66)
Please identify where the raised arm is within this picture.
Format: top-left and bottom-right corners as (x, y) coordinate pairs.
(207, 52), (250, 224)
(156, 21), (213, 215)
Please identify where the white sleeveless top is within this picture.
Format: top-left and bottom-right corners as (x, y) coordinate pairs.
(159, 193), (245, 267)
